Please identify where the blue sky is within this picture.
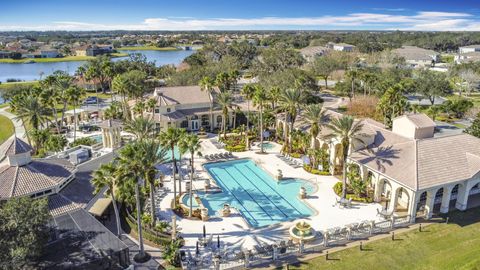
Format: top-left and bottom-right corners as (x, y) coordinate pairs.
(1, 0), (480, 31)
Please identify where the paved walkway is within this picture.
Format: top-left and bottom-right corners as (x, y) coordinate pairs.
(0, 107), (26, 138)
(155, 138), (382, 254)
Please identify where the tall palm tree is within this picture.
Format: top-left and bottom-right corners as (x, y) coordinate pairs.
(278, 88), (305, 153)
(116, 141), (149, 260)
(54, 72), (74, 131)
(302, 104), (326, 148)
(66, 85), (85, 141)
(112, 74), (130, 120)
(158, 127), (186, 207)
(323, 116), (365, 199)
(216, 91), (233, 138)
(92, 162), (122, 236)
(133, 100), (146, 118)
(178, 133), (202, 217)
(242, 84), (255, 149)
(253, 85), (268, 153)
(124, 117), (156, 141)
(142, 140), (168, 227)
(199, 76), (215, 131)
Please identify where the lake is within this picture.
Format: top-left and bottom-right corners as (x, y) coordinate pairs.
(0, 49), (194, 83)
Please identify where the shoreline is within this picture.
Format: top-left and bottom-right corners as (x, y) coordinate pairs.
(0, 53), (128, 64)
(116, 46), (180, 51)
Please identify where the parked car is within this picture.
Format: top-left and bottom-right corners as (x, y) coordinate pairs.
(84, 96), (98, 105)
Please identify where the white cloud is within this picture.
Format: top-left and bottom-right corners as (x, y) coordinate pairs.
(0, 11), (478, 31)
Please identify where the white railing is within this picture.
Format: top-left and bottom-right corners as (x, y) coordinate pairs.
(182, 215), (413, 269)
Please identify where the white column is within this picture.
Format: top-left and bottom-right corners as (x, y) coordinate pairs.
(455, 184), (469, 211)
(387, 186), (399, 213)
(424, 190), (436, 219)
(374, 177), (383, 203)
(407, 191), (418, 222)
(440, 186), (453, 214)
(329, 143), (337, 175)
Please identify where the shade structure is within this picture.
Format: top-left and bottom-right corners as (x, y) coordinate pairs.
(88, 198), (112, 217)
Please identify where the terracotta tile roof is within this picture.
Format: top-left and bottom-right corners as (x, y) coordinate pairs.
(394, 114), (435, 128)
(0, 136), (32, 159)
(0, 158), (75, 199)
(48, 194), (82, 217)
(155, 85), (216, 105)
(350, 128), (480, 190)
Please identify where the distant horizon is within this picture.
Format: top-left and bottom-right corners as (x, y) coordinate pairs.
(2, 0), (480, 31)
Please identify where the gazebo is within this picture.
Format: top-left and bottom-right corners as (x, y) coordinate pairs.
(97, 119), (123, 149)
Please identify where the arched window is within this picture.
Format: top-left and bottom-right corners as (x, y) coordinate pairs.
(191, 115), (198, 120)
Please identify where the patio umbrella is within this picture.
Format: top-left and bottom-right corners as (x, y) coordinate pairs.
(196, 241), (199, 255)
(203, 224), (206, 238)
(217, 235), (220, 248)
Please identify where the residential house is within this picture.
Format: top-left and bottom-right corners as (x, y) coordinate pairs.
(327, 42), (356, 52)
(455, 51), (480, 64)
(459, 45), (480, 54)
(131, 85), (234, 132)
(86, 45), (113, 57)
(392, 46), (440, 68)
(41, 49), (60, 58)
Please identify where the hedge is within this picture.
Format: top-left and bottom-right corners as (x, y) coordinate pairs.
(125, 212), (171, 246)
(225, 144), (246, 152)
(332, 182), (374, 203)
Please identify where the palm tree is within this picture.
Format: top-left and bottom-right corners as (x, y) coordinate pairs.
(124, 117), (156, 141)
(242, 84), (255, 149)
(112, 74), (130, 119)
(178, 133), (202, 217)
(216, 91), (233, 138)
(133, 100), (146, 118)
(11, 95), (47, 145)
(278, 88), (305, 153)
(158, 127), (186, 207)
(253, 85), (268, 153)
(302, 104), (326, 148)
(142, 140), (168, 227)
(346, 68), (358, 100)
(116, 140), (164, 260)
(54, 72), (74, 131)
(199, 76), (215, 131)
(146, 98), (157, 121)
(116, 142), (148, 261)
(91, 162), (122, 236)
(66, 85), (85, 141)
(323, 116), (365, 199)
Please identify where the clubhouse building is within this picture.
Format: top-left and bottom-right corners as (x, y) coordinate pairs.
(280, 110), (480, 221)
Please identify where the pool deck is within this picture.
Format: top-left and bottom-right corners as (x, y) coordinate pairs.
(156, 137), (382, 252)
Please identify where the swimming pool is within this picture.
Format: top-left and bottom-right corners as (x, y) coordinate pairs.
(260, 142), (275, 150)
(88, 134), (102, 143)
(181, 194), (200, 208)
(202, 159), (316, 227)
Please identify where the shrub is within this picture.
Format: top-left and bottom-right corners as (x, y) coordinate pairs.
(70, 137), (96, 147)
(333, 182), (343, 195)
(225, 144), (246, 152)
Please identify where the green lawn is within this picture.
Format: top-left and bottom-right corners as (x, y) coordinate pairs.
(286, 208), (480, 270)
(0, 115), (14, 144)
(0, 53), (128, 64)
(116, 46), (179, 51)
(0, 81), (39, 90)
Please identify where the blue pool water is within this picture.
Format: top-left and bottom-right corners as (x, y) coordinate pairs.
(89, 134), (102, 143)
(158, 146), (180, 162)
(202, 159), (315, 227)
(182, 194), (200, 208)
(260, 142), (275, 150)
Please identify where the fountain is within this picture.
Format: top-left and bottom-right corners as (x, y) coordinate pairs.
(276, 169), (283, 180)
(299, 186), (307, 199)
(222, 203), (231, 217)
(289, 220), (316, 242)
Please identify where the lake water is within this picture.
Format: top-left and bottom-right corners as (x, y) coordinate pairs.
(0, 49), (194, 83)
